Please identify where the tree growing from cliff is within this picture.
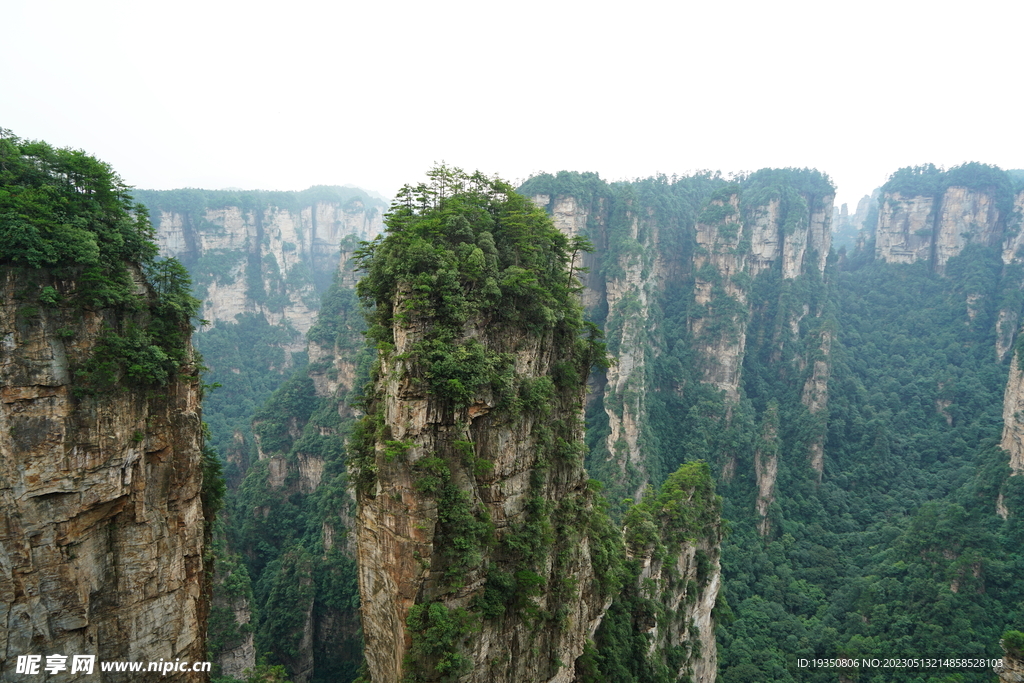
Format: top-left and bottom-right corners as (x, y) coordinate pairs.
(0, 131), (200, 388)
(351, 166), (618, 682)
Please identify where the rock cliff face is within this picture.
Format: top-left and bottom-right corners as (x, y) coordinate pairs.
(355, 310), (606, 682)
(620, 463), (723, 683)
(527, 170), (835, 524)
(532, 191), (659, 500)
(1000, 353), (1024, 477)
(691, 194), (749, 403)
(997, 190), (1024, 362)
(996, 636), (1024, 683)
(689, 180), (834, 484)
(354, 176), (613, 683)
(874, 186), (1008, 272)
(998, 350), (1024, 518)
(141, 188), (384, 353)
(0, 269), (208, 682)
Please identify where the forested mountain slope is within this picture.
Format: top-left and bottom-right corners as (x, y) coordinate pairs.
(522, 164), (1024, 683)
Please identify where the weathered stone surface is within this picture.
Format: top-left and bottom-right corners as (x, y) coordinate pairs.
(934, 186), (1002, 272)
(1001, 353), (1024, 476)
(356, 292), (606, 683)
(999, 352), (1024, 518)
(0, 269), (208, 682)
(154, 199), (383, 350)
(634, 536), (721, 683)
(875, 186), (1005, 271)
(996, 645), (1024, 682)
(875, 193), (937, 265)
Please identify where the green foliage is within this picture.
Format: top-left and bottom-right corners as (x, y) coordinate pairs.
(627, 462), (721, 553)
(1, 133), (157, 271)
(405, 602), (476, 681)
(355, 167), (601, 408)
(0, 131), (200, 391)
(882, 162), (1017, 216)
(517, 170), (608, 208)
(583, 464), (721, 681)
(1002, 630), (1024, 659)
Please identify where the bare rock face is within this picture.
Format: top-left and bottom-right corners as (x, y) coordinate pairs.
(691, 195), (748, 403)
(0, 269), (208, 682)
(533, 192), (664, 501)
(874, 193), (938, 265)
(997, 190), (1024, 362)
(1001, 352), (1024, 459)
(690, 187), (834, 406)
(355, 302), (607, 683)
(754, 403), (781, 537)
(801, 330), (833, 478)
(874, 187), (1005, 271)
(996, 641), (1024, 682)
(151, 197), (383, 352)
(934, 187), (1002, 271)
(997, 348), (1024, 519)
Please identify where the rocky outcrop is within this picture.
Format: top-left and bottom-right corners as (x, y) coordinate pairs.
(874, 186), (1005, 272)
(356, 298), (607, 683)
(1001, 355), (1024, 473)
(355, 178), (611, 683)
(534, 191), (659, 499)
(801, 330), (833, 478)
(998, 351), (1024, 518)
(142, 188), (385, 355)
(996, 191), (1024, 362)
(691, 194), (748, 403)
(532, 194), (604, 311)
(0, 269), (208, 681)
(754, 403), (781, 537)
(690, 184), (834, 405)
(934, 187), (1002, 270)
(832, 191), (879, 251)
(996, 639), (1024, 682)
(621, 462), (723, 682)
(874, 193), (939, 265)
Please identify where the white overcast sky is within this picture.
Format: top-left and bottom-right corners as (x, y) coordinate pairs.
(3, 0), (1021, 210)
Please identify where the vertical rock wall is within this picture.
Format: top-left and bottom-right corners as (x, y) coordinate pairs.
(874, 186), (1006, 272)
(353, 180), (613, 683)
(0, 269), (208, 682)
(623, 464), (723, 683)
(153, 198), (383, 343)
(355, 298), (607, 683)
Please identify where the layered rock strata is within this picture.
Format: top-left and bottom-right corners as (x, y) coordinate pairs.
(534, 191), (658, 498)
(0, 269), (208, 682)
